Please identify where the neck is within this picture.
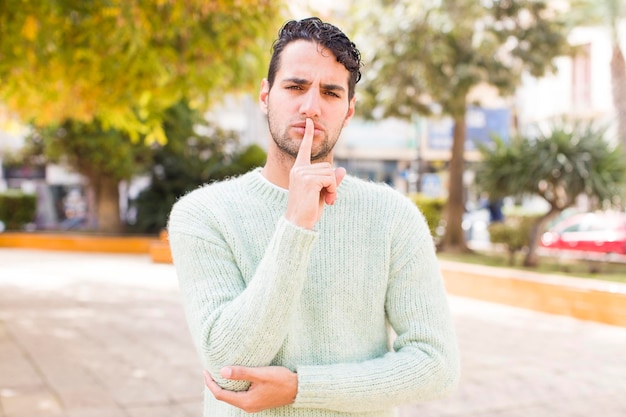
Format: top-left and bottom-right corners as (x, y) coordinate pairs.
(261, 151), (295, 189)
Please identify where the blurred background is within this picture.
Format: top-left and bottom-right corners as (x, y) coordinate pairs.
(1, 0), (626, 273)
(2, 2), (626, 417)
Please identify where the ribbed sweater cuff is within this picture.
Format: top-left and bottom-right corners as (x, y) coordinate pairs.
(293, 366), (335, 408)
(273, 216), (318, 261)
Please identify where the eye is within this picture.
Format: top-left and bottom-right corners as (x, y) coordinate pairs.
(286, 85), (303, 91)
(324, 90), (341, 98)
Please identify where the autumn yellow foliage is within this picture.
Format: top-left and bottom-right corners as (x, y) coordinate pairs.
(0, 1), (283, 143)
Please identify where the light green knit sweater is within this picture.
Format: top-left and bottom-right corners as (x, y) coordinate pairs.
(168, 168), (459, 417)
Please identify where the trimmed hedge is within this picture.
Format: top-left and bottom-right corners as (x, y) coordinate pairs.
(0, 190), (37, 230)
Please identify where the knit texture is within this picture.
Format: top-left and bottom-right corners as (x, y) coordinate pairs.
(168, 168), (460, 417)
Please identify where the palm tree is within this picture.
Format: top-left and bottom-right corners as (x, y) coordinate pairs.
(477, 119), (626, 267)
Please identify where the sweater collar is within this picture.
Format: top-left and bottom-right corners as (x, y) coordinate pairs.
(244, 168), (289, 205)
(245, 167), (352, 205)
(255, 168), (288, 192)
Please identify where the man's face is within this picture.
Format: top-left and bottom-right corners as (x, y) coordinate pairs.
(260, 40), (356, 162)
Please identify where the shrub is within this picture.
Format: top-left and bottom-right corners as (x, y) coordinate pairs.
(0, 190), (37, 230)
(488, 215), (537, 265)
(409, 194), (446, 238)
(130, 143), (267, 234)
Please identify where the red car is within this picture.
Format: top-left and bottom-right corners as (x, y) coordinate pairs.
(540, 211), (626, 255)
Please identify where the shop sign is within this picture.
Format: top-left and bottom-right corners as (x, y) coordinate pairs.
(2, 164), (46, 180)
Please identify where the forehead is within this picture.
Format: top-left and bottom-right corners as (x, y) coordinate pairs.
(276, 40), (350, 87)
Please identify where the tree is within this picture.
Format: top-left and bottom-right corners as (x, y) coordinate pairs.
(0, 1), (281, 143)
(25, 101), (267, 234)
(130, 101), (267, 234)
(26, 121), (150, 233)
(476, 119), (626, 267)
(352, 0), (572, 252)
(1, 1), (281, 232)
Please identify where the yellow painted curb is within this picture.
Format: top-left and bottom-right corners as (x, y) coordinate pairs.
(150, 230), (173, 264)
(0, 232), (158, 254)
(441, 260), (626, 328)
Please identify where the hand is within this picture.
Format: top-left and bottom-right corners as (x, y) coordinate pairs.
(286, 118), (346, 229)
(204, 366), (298, 413)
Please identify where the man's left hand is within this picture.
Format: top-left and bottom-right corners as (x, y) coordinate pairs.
(204, 366), (298, 413)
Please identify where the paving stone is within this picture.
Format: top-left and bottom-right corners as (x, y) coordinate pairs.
(125, 403), (190, 417)
(177, 400), (204, 417)
(64, 408), (126, 417)
(1, 387), (64, 417)
(399, 297), (626, 417)
(0, 325), (44, 390)
(2, 249), (626, 417)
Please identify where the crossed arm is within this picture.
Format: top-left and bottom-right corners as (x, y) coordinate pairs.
(204, 366), (298, 413)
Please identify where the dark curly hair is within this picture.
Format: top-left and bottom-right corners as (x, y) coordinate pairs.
(267, 17), (362, 100)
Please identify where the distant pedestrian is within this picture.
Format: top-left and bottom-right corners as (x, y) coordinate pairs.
(488, 199), (504, 223)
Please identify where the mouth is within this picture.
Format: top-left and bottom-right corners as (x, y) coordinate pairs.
(292, 121), (324, 137)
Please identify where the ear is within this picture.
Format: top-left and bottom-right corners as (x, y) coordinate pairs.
(259, 79), (270, 115)
(343, 96), (356, 127)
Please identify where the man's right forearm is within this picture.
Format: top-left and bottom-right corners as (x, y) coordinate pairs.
(171, 217), (317, 386)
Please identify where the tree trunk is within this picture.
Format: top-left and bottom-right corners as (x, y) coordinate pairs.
(507, 249), (516, 266)
(91, 175), (123, 233)
(441, 112), (468, 252)
(611, 44), (626, 150)
(523, 208), (560, 267)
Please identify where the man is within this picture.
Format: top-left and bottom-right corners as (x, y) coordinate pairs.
(168, 17), (459, 416)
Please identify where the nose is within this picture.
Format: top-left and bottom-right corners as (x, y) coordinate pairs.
(299, 89), (321, 118)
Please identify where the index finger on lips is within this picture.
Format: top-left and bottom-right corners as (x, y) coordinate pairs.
(295, 118), (314, 166)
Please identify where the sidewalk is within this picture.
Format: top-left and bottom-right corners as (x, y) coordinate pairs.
(1, 249), (626, 417)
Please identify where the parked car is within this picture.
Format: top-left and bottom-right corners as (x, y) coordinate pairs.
(540, 211), (626, 255)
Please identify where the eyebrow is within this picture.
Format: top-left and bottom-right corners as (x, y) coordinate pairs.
(282, 77), (346, 93)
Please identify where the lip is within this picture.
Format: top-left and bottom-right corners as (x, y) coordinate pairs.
(292, 121), (324, 136)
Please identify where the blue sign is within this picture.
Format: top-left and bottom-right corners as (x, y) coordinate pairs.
(426, 107), (511, 151)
